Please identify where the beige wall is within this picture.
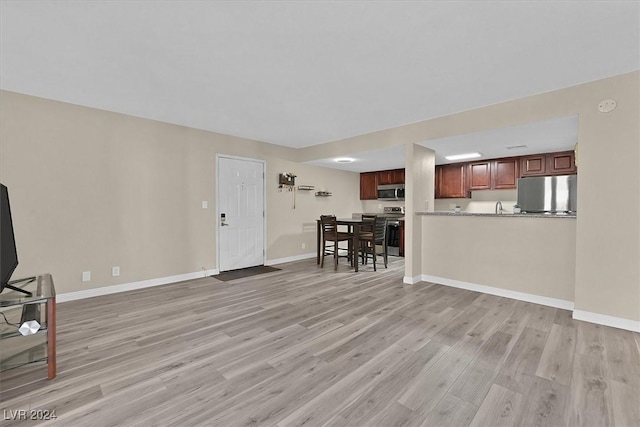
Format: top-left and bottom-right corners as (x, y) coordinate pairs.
(421, 216), (576, 302)
(266, 157), (362, 260)
(573, 73), (640, 322)
(0, 91), (361, 294)
(404, 144), (435, 280)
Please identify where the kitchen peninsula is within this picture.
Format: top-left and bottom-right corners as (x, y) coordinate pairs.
(420, 211), (576, 218)
(416, 211), (576, 309)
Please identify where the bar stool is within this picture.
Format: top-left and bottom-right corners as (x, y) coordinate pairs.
(319, 215), (354, 270)
(373, 216), (388, 268)
(358, 215), (378, 271)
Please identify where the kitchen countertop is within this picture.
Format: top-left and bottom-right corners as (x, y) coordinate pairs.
(416, 211), (576, 219)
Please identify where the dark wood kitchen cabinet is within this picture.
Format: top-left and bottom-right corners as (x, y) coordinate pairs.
(521, 151), (576, 177)
(492, 157), (519, 189)
(399, 220), (405, 257)
(547, 151), (576, 175)
(377, 169), (405, 185)
(361, 168), (404, 199)
(360, 172), (378, 200)
(467, 161), (492, 190)
(520, 154), (547, 177)
(466, 158), (518, 191)
(436, 164), (467, 198)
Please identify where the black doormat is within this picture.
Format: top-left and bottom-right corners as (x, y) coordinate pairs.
(211, 265), (281, 282)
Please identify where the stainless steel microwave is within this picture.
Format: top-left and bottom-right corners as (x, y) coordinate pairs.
(377, 184), (405, 201)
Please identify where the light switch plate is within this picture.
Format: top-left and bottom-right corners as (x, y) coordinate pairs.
(202, 201), (208, 209)
(82, 271), (91, 282)
(112, 266), (120, 277)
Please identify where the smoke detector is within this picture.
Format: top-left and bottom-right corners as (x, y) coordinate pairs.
(598, 99), (616, 113)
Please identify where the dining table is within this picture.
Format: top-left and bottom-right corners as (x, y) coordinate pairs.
(316, 218), (366, 272)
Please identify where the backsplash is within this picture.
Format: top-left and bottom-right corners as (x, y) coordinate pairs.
(434, 189), (517, 214)
(360, 199), (405, 213)
(360, 189), (516, 214)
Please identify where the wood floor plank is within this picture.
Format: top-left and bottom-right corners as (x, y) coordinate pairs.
(568, 353), (615, 427)
(420, 393), (478, 427)
(398, 347), (473, 416)
(576, 321), (607, 358)
(535, 322), (577, 386)
(494, 327), (548, 394)
(276, 343), (409, 427)
(449, 331), (513, 405)
(1, 257), (637, 427)
(468, 383), (523, 427)
(365, 401), (424, 427)
(603, 327), (640, 390)
(514, 374), (570, 427)
(610, 379), (640, 427)
(338, 339), (449, 425)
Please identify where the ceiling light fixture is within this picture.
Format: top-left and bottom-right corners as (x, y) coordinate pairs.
(444, 152), (482, 161)
(335, 158), (355, 163)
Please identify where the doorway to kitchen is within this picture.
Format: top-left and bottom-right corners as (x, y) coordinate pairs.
(216, 155), (266, 272)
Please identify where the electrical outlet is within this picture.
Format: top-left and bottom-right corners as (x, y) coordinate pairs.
(82, 271), (91, 282)
(301, 243), (306, 249)
(112, 266), (120, 277)
(202, 201), (208, 209)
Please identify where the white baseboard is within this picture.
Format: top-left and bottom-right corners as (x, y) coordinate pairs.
(403, 275), (422, 285)
(421, 274), (575, 311)
(57, 269), (219, 303)
(265, 252), (316, 266)
(573, 310), (640, 333)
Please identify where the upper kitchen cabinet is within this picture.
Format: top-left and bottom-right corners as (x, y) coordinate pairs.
(360, 172), (378, 200)
(547, 151), (576, 175)
(436, 164), (467, 198)
(377, 169), (405, 185)
(520, 154), (547, 176)
(521, 151), (576, 177)
(466, 157), (518, 191)
(492, 157), (519, 189)
(360, 168), (404, 200)
(467, 161), (492, 190)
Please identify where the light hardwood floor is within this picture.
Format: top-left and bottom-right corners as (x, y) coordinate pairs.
(1, 257), (639, 426)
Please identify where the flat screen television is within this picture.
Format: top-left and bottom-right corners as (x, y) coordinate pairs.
(1, 183), (32, 296)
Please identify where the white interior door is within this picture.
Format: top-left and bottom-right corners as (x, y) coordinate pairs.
(218, 156), (265, 272)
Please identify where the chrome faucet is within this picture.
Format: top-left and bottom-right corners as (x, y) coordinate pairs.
(495, 201), (503, 215)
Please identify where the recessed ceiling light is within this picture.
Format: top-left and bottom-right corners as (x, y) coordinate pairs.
(444, 152), (482, 161)
(335, 158), (355, 163)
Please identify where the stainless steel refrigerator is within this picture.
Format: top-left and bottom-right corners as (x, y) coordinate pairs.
(517, 175), (577, 213)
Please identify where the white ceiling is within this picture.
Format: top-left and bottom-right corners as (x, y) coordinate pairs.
(0, 2), (638, 149)
(304, 115), (578, 171)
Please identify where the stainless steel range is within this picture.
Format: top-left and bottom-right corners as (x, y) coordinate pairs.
(383, 207), (404, 256)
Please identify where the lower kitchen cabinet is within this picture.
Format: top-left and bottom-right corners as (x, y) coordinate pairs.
(399, 220), (405, 257)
